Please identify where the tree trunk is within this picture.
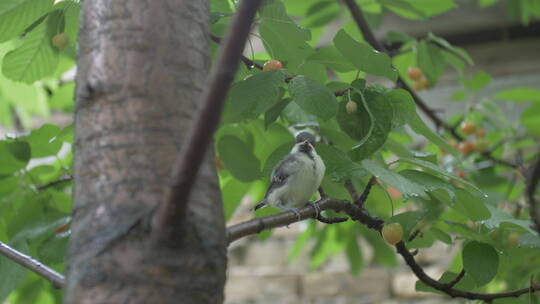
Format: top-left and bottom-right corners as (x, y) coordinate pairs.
(66, 0), (226, 303)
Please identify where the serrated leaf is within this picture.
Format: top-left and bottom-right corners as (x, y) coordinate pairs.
(386, 89), (416, 129)
(317, 143), (365, 182)
(427, 32), (473, 65)
(258, 20), (313, 65)
(361, 159), (427, 199)
(399, 158), (483, 195)
(20, 123), (62, 157)
(482, 205), (537, 235)
(334, 30), (397, 81)
(264, 98), (290, 128)
(217, 135), (261, 182)
(289, 75), (338, 120)
(416, 40), (445, 86)
(462, 241), (499, 286)
(346, 87), (393, 160)
(453, 188), (490, 221)
(222, 178), (251, 221)
(225, 70), (285, 122)
(399, 169), (455, 200)
(463, 71), (491, 92)
(0, 0), (53, 42)
(307, 45), (355, 73)
(0, 140), (31, 174)
(408, 114), (459, 157)
(495, 87), (540, 103)
(2, 11), (62, 83)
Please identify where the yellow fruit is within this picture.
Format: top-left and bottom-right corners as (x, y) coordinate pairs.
(382, 223), (403, 245)
(407, 67), (423, 80)
(507, 232), (520, 247)
(52, 33), (69, 50)
(476, 129), (486, 138)
(262, 60), (283, 71)
(458, 141), (475, 156)
(460, 122), (477, 136)
(346, 100), (357, 114)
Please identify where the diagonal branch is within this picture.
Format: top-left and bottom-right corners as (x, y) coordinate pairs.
(155, 0), (265, 230)
(0, 241), (65, 288)
(37, 175), (73, 191)
(526, 154), (540, 235)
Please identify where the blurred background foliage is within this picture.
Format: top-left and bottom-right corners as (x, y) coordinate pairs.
(0, 0), (539, 303)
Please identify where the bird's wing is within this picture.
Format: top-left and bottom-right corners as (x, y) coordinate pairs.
(264, 154), (301, 198)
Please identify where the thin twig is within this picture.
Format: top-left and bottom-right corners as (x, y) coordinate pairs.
(36, 175), (73, 191)
(526, 154), (540, 235)
(344, 179), (359, 201)
(442, 269), (466, 289)
(156, 0), (265, 230)
(0, 241), (65, 288)
(357, 176), (376, 207)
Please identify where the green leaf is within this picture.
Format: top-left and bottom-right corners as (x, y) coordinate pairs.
(262, 142), (294, 178)
(399, 158), (483, 195)
(2, 11), (62, 83)
(397, 0), (456, 17)
(389, 210), (426, 239)
(378, 0), (426, 19)
(53, 0), (79, 43)
(20, 123), (62, 158)
(408, 114), (459, 157)
(0, 140), (31, 174)
(462, 241), (499, 286)
(361, 159), (427, 199)
(307, 46), (355, 73)
(0, 0), (53, 42)
(482, 205), (537, 235)
(317, 143), (365, 182)
(333, 29), (397, 81)
(258, 2), (313, 65)
(463, 71), (491, 92)
(520, 103), (540, 136)
(264, 98), (290, 128)
(495, 87), (540, 103)
(222, 178), (251, 221)
(296, 62), (327, 83)
(288, 75), (338, 120)
(217, 135), (261, 182)
(386, 89), (416, 129)
(453, 188), (491, 221)
(399, 170), (455, 201)
(345, 235), (363, 275)
(416, 41), (445, 86)
(38, 232), (69, 265)
(0, 239), (29, 302)
(427, 32), (473, 65)
(347, 87), (393, 160)
(430, 227), (452, 244)
(226, 70), (285, 121)
(336, 93), (373, 142)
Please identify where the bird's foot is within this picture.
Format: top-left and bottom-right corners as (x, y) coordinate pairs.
(283, 207), (302, 221)
(306, 201), (320, 219)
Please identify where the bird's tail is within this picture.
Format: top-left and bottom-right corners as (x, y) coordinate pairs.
(253, 200), (267, 211)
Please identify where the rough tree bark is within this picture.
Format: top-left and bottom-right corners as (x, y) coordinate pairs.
(66, 0), (226, 303)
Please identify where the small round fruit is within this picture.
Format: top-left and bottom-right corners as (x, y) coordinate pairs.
(475, 138), (488, 152)
(476, 128), (486, 138)
(412, 80), (424, 91)
(382, 223), (404, 245)
(460, 121), (477, 136)
(387, 186), (403, 199)
(346, 100), (358, 114)
(418, 77), (429, 89)
(458, 141), (475, 156)
(407, 67), (423, 80)
(52, 33), (69, 50)
(263, 60), (283, 71)
(507, 232), (520, 247)
(454, 169), (466, 179)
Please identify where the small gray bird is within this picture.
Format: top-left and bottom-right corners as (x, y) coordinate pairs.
(254, 132), (326, 218)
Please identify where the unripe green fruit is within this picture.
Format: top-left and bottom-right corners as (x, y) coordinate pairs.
(52, 33), (69, 50)
(346, 100), (357, 114)
(382, 222), (403, 245)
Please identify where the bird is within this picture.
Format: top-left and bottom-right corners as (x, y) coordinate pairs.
(254, 132), (326, 219)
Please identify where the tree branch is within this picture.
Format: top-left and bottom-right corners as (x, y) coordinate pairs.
(156, 0), (265, 230)
(0, 241), (65, 288)
(526, 154), (540, 235)
(36, 175), (73, 191)
(442, 269), (465, 289)
(209, 34), (264, 70)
